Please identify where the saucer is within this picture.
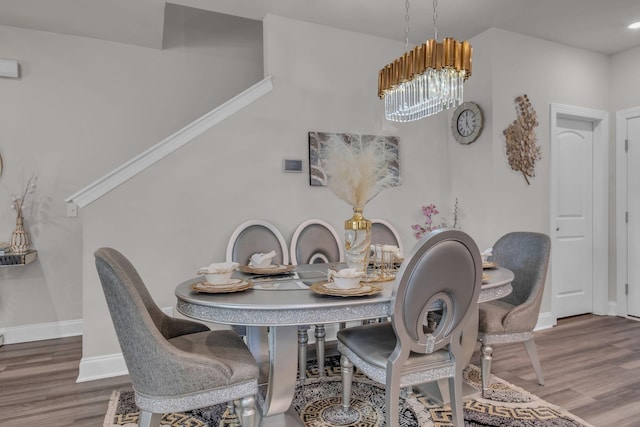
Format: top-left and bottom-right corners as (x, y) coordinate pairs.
(239, 264), (295, 275)
(310, 281), (382, 297)
(190, 280), (252, 294)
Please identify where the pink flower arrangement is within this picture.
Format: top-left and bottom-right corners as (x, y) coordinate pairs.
(411, 199), (459, 239)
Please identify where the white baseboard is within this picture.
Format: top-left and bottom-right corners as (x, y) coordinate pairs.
(534, 311), (556, 331)
(608, 300), (618, 316)
(76, 307), (172, 382)
(77, 353), (128, 382)
(1, 319), (82, 344)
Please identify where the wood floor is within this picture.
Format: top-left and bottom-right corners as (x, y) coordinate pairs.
(1, 314), (639, 426)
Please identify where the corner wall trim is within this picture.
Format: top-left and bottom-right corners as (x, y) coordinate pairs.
(65, 76), (274, 208)
(77, 353), (128, 383)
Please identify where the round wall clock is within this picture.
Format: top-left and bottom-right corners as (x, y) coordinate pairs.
(451, 101), (483, 145)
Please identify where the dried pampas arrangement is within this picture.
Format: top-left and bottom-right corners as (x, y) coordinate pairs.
(319, 135), (399, 210)
(504, 94), (541, 185)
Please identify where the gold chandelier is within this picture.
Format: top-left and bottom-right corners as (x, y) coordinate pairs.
(378, 0), (472, 122)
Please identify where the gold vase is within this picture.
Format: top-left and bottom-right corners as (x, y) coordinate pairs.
(344, 208), (371, 272)
(10, 215), (30, 254)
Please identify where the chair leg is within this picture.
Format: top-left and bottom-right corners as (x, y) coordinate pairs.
(239, 395), (256, 427)
(447, 365), (465, 427)
(138, 411), (162, 427)
(523, 338), (545, 385)
(385, 370), (402, 427)
(480, 343), (493, 397)
(315, 325), (326, 377)
(227, 400), (236, 415)
(340, 355), (354, 409)
(298, 326), (309, 379)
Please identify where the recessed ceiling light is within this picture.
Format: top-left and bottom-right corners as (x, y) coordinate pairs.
(628, 21), (640, 29)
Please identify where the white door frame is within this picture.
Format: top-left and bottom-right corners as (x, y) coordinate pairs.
(550, 103), (609, 318)
(615, 106), (640, 316)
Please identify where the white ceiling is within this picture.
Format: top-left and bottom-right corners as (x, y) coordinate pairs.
(1, 0), (640, 55)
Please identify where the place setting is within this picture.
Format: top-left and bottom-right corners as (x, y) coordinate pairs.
(310, 267), (383, 297)
(364, 243), (401, 283)
(237, 250), (296, 275)
(191, 261), (252, 294)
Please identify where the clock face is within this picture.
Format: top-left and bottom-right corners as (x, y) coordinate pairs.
(457, 110), (476, 137)
(451, 102), (483, 145)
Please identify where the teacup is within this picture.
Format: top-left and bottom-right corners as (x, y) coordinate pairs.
(198, 262), (239, 285)
(327, 268), (365, 289)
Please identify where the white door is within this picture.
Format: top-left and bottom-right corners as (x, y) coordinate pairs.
(626, 117), (640, 316)
(551, 117), (594, 318)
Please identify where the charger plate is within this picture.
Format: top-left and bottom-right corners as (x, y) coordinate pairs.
(239, 264), (295, 275)
(363, 273), (395, 283)
(190, 280), (252, 294)
(310, 281), (382, 297)
(483, 261), (499, 269)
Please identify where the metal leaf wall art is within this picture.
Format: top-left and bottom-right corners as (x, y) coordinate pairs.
(503, 94), (541, 185)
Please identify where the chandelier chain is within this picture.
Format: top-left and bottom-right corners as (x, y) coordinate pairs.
(404, 0), (410, 51)
(433, 0), (438, 41)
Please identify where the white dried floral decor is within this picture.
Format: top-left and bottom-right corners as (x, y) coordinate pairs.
(319, 135), (399, 271)
(503, 94), (541, 185)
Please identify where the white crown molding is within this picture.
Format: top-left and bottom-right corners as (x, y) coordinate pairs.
(65, 76), (274, 209)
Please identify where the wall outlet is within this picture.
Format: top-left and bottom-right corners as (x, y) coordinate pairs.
(66, 202), (78, 217)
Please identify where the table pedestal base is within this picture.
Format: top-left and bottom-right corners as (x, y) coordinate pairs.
(246, 325), (299, 417)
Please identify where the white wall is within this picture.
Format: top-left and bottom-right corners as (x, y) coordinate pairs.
(449, 28), (610, 314)
(3, 8), (630, 373)
(81, 14), (453, 360)
(0, 8), (263, 341)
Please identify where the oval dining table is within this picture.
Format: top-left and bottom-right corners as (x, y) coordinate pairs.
(175, 263), (514, 423)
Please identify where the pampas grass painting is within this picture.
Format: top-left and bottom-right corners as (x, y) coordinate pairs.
(309, 132), (400, 209)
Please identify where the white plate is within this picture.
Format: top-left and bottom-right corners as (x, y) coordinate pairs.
(325, 282), (371, 292)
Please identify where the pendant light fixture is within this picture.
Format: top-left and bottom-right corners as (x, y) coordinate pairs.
(378, 0), (473, 122)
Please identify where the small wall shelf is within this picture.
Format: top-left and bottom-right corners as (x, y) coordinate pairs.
(0, 249), (37, 266)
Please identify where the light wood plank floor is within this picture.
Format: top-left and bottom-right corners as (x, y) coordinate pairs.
(1, 314), (638, 426)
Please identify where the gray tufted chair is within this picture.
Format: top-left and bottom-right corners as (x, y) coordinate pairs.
(477, 232), (551, 397)
(289, 219), (344, 379)
(337, 229), (482, 427)
(95, 248), (259, 427)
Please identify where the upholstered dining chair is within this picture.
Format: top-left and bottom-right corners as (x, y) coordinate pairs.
(290, 219), (344, 379)
(226, 219), (289, 266)
(477, 231), (551, 397)
(337, 228), (482, 427)
(95, 248), (259, 427)
(226, 220), (289, 336)
(370, 218), (404, 257)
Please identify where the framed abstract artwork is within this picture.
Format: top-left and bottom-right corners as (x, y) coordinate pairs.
(308, 132), (400, 187)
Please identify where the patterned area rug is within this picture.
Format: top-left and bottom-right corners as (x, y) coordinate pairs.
(104, 356), (593, 427)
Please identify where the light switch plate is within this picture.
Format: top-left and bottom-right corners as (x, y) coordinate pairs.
(0, 59), (19, 78)
(283, 159), (303, 173)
